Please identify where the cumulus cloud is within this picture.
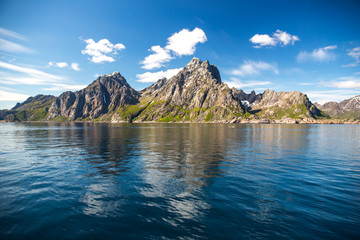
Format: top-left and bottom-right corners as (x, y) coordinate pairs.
(71, 62), (80, 71)
(48, 61), (80, 71)
(49, 62), (68, 68)
(140, 28), (207, 70)
(224, 78), (271, 89)
(250, 30), (299, 48)
(81, 38), (125, 63)
(249, 34), (276, 48)
(165, 28), (207, 56)
(140, 46), (174, 70)
(297, 45), (337, 62)
(342, 46), (360, 67)
(231, 60), (279, 77)
(136, 68), (182, 83)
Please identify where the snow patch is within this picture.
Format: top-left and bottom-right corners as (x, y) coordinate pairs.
(241, 100), (252, 110)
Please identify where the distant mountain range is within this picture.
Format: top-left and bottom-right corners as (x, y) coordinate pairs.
(314, 96), (360, 119)
(1, 58), (359, 124)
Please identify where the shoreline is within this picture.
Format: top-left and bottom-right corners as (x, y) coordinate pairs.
(1, 119), (359, 125)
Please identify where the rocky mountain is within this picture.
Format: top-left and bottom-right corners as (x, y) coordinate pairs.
(250, 90), (325, 119)
(231, 89), (326, 120)
(231, 89), (262, 110)
(48, 72), (139, 121)
(2, 57), (351, 123)
(131, 58), (245, 122)
(1, 94), (55, 121)
(315, 95), (360, 119)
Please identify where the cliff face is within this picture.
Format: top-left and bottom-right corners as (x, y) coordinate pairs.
(132, 58), (245, 122)
(316, 95), (360, 119)
(48, 72), (139, 120)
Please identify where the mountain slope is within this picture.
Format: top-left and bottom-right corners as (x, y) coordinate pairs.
(132, 58), (245, 122)
(316, 95), (360, 119)
(1, 94), (55, 121)
(233, 89), (327, 120)
(48, 72), (140, 121)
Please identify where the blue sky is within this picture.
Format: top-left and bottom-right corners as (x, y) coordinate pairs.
(0, 0), (359, 109)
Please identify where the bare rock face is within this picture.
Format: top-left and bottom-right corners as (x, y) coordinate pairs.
(48, 72), (139, 120)
(316, 95), (360, 119)
(231, 89), (262, 110)
(250, 89), (323, 119)
(136, 57), (245, 122)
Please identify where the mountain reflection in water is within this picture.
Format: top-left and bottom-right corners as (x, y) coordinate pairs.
(0, 123), (359, 239)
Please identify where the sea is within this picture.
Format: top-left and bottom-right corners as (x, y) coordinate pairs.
(0, 122), (359, 239)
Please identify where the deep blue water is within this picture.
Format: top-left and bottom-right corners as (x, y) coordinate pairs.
(0, 122), (359, 239)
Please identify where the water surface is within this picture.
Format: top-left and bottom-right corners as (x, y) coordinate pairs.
(0, 123), (359, 239)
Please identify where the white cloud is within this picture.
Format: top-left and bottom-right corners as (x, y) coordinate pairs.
(81, 38), (125, 63)
(230, 60), (278, 77)
(48, 61), (80, 71)
(140, 28), (207, 70)
(306, 90), (359, 104)
(136, 68), (182, 83)
(297, 45), (337, 62)
(0, 38), (33, 54)
(55, 62), (68, 68)
(329, 80), (360, 88)
(342, 46), (360, 67)
(0, 27), (27, 41)
(250, 30), (299, 48)
(0, 28), (33, 54)
(273, 30), (300, 46)
(224, 78), (271, 89)
(140, 46), (173, 70)
(249, 34), (275, 48)
(0, 89), (29, 101)
(42, 83), (87, 91)
(70, 62), (80, 71)
(325, 76), (360, 89)
(0, 61), (62, 82)
(165, 28), (207, 56)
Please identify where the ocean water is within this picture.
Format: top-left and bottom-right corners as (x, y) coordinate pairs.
(0, 122), (359, 239)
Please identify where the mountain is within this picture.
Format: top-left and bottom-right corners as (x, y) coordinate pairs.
(231, 89), (326, 120)
(231, 89), (262, 110)
(250, 90), (326, 119)
(2, 57), (354, 123)
(48, 72), (140, 121)
(132, 58), (245, 122)
(0, 94), (55, 121)
(315, 95), (360, 119)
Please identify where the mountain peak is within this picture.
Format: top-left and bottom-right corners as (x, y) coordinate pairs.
(187, 57), (202, 67)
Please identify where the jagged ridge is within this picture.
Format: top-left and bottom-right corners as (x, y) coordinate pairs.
(3, 57), (355, 123)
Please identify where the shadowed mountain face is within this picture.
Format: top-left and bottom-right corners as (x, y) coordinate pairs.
(48, 72), (140, 121)
(315, 95), (360, 119)
(2, 58), (354, 122)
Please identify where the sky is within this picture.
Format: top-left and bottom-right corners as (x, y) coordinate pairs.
(0, 0), (359, 109)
